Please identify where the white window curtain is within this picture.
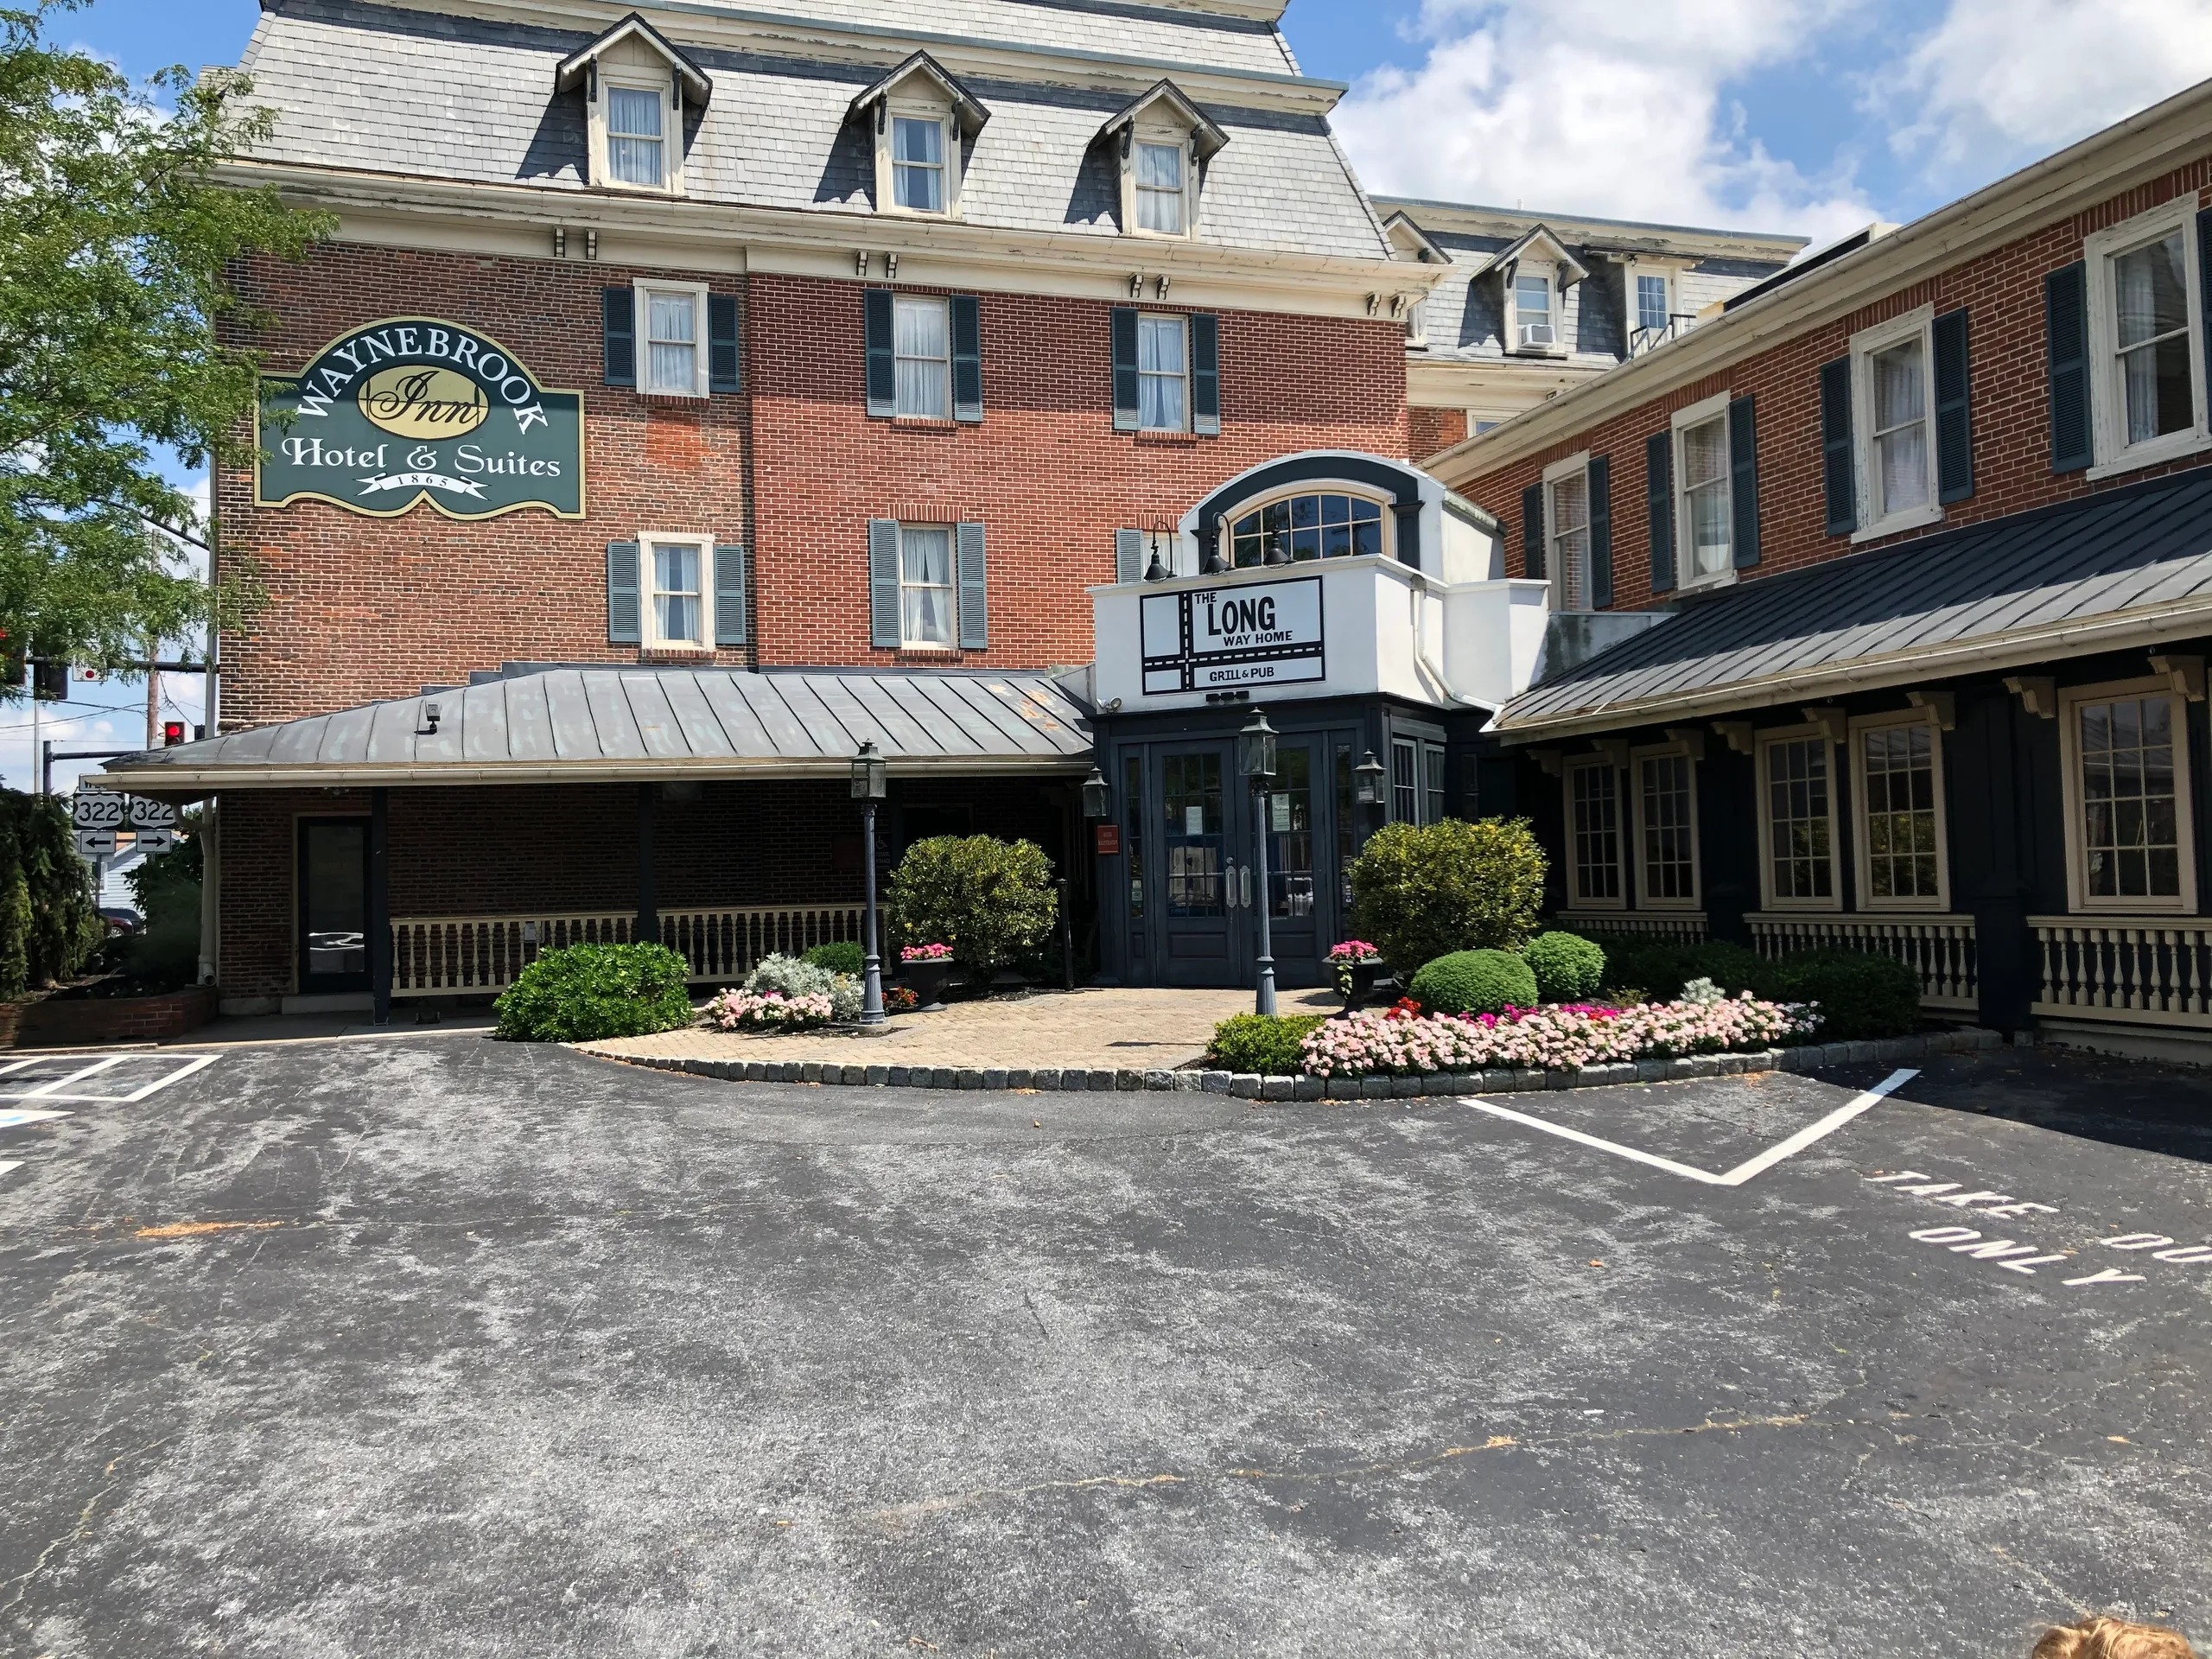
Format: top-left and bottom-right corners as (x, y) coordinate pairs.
(899, 525), (955, 645)
(1137, 315), (1186, 430)
(607, 87), (664, 188)
(645, 292), (697, 394)
(1871, 337), (1929, 516)
(1135, 143), (1185, 233)
(1681, 416), (1731, 579)
(2114, 232), (2194, 445)
(893, 296), (950, 419)
(652, 542), (702, 644)
(893, 117), (944, 213)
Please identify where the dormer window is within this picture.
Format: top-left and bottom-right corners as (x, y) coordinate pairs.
(555, 16), (711, 197)
(1100, 80), (1227, 242)
(849, 53), (989, 222)
(1492, 226), (1587, 359)
(1515, 274), (1554, 349)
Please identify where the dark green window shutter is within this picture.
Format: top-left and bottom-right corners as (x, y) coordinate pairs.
(1115, 528), (1145, 583)
(864, 289), (896, 418)
(714, 543), (747, 645)
(1645, 430), (1675, 594)
(950, 294), (982, 423)
(957, 521), (988, 650)
(602, 289), (635, 388)
(1521, 480), (1545, 579)
(1933, 308), (1974, 503)
(1819, 356), (1856, 535)
(2044, 261), (2091, 474)
(707, 294), (740, 393)
(1727, 394), (1760, 569)
(868, 519), (900, 647)
(1586, 455), (1612, 610)
(1110, 308), (1140, 431)
(606, 542), (640, 643)
(1191, 313), (1220, 435)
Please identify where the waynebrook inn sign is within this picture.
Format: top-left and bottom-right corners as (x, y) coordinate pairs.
(255, 318), (585, 518)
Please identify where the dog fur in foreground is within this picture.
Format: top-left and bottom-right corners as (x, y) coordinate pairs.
(2034, 1617), (2201, 1659)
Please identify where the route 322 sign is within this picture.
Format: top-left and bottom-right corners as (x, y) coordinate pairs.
(73, 792), (177, 857)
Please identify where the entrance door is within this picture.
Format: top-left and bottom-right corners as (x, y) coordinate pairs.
(1260, 739), (1324, 986)
(297, 817), (370, 993)
(1157, 745), (1243, 985)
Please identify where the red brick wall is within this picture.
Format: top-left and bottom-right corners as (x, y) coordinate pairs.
(745, 271), (1410, 668)
(1454, 162), (2212, 606)
(217, 245), (1411, 727)
(1410, 406), (1468, 461)
(218, 244), (753, 729)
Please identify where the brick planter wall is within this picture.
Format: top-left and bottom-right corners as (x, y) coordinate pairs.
(16, 983), (219, 1048)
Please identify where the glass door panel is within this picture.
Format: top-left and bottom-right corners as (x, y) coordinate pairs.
(298, 818), (369, 992)
(1156, 746), (1242, 984)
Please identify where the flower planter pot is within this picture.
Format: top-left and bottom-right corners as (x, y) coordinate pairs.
(902, 960), (955, 1012)
(1333, 962), (1382, 1018)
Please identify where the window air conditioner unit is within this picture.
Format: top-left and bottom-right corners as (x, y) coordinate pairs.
(1518, 321), (1556, 349)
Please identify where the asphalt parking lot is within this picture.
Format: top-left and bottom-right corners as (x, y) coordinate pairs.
(2, 1037), (2207, 1658)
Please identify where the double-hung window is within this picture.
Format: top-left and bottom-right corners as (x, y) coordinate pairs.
(1544, 456), (1590, 610)
(1855, 714), (1947, 909)
(642, 535), (712, 651)
(1137, 314), (1188, 431)
(1637, 274), (1669, 335)
(1631, 745), (1700, 907)
(1759, 731), (1839, 909)
(892, 116), (945, 213)
(1848, 308), (1941, 539)
(1566, 759), (1624, 907)
(1514, 272), (1555, 351)
(2060, 678), (2198, 912)
(636, 283), (707, 397)
(1135, 142), (1186, 234)
(1673, 392), (1734, 588)
(898, 524), (957, 648)
(607, 85), (666, 188)
(2083, 199), (2210, 475)
(893, 295), (950, 419)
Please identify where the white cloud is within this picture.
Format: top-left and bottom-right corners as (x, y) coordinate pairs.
(1879, 0), (2212, 186)
(1333, 0), (1878, 244)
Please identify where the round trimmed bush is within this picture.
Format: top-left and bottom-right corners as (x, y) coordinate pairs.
(1522, 931), (1606, 1003)
(803, 940), (865, 977)
(1408, 949), (1539, 1017)
(1208, 1013), (1327, 1073)
(493, 942), (696, 1042)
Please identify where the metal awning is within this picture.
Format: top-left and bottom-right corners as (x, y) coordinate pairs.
(90, 666), (1096, 794)
(1497, 468), (2212, 739)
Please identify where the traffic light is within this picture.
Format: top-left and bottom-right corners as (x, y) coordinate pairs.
(161, 720), (187, 747)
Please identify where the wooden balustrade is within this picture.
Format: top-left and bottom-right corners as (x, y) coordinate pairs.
(389, 905), (872, 998)
(2030, 917), (2212, 1028)
(1555, 911), (1709, 944)
(1746, 912), (1978, 1010)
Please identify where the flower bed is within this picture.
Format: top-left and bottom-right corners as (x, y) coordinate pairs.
(1300, 994), (1815, 1078)
(702, 988), (835, 1031)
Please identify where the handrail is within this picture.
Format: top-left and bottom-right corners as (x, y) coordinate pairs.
(2029, 915), (2212, 1027)
(1747, 912), (1978, 1009)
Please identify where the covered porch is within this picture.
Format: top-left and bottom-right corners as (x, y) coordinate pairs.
(92, 664), (1097, 1019)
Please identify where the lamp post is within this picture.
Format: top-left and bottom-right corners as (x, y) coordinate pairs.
(850, 740), (888, 1024)
(1237, 708), (1279, 1016)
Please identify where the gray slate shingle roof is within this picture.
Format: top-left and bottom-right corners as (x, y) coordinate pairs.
(1499, 468), (2212, 736)
(96, 667), (1095, 790)
(234, 0), (1391, 260)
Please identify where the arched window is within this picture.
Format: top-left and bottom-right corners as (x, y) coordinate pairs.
(1228, 491), (1386, 568)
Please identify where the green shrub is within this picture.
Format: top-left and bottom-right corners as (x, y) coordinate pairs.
(1584, 935), (1773, 1001)
(493, 942), (696, 1042)
(119, 807), (204, 988)
(803, 940), (865, 977)
(1522, 931), (1605, 1003)
(0, 790), (99, 994)
(1408, 949), (1539, 1016)
(1348, 817), (1547, 975)
(888, 835), (1058, 973)
(1769, 948), (1920, 1040)
(1208, 1013), (1326, 1073)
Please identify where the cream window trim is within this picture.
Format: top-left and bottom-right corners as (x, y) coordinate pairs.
(2057, 675), (2199, 913)
(591, 69), (683, 195)
(2084, 197), (2212, 480)
(1122, 128), (1197, 242)
(1504, 260), (1563, 358)
(874, 95), (962, 219)
(1563, 756), (1626, 910)
(638, 531), (715, 652)
(1629, 740), (1701, 911)
(1671, 389), (1738, 596)
(1848, 303), (1944, 543)
(1850, 709), (1951, 912)
(1541, 449), (1591, 613)
(632, 279), (709, 399)
(1756, 723), (1843, 912)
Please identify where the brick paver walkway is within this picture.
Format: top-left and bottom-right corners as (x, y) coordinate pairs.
(584, 984), (1341, 1072)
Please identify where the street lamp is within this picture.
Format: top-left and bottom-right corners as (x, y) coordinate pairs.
(850, 740), (888, 1025)
(1238, 708), (1279, 1016)
(1081, 766), (1110, 822)
(1353, 749), (1387, 812)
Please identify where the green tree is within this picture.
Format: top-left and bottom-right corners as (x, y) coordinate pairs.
(0, 2), (327, 678)
(887, 836), (1058, 973)
(1347, 817), (1548, 976)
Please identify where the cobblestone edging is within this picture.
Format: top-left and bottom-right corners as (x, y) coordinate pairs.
(591, 1027), (2004, 1097)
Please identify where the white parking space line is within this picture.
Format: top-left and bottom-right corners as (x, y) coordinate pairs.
(13, 1055), (130, 1099)
(1465, 1068), (1918, 1187)
(0, 1052), (218, 1104)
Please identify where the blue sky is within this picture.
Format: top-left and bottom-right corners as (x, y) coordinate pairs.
(27, 0), (2212, 791)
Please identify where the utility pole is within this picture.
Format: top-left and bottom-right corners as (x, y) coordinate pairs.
(145, 635), (159, 749)
(28, 634), (39, 794)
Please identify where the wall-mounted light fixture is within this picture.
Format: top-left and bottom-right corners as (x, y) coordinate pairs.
(1081, 767), (1110, 820)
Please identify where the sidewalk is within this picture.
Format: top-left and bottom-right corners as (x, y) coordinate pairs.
(586, 985), (1338, 1074)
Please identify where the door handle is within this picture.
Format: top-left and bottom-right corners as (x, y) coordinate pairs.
(1238, 865), (1254, 910)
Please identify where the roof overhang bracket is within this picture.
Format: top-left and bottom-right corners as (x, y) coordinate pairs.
(2149, 652), (2207, 702)
(2003, 676), (2058, 719)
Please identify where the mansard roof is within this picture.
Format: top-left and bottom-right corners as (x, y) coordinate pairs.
(231, 0), (1393, 261)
